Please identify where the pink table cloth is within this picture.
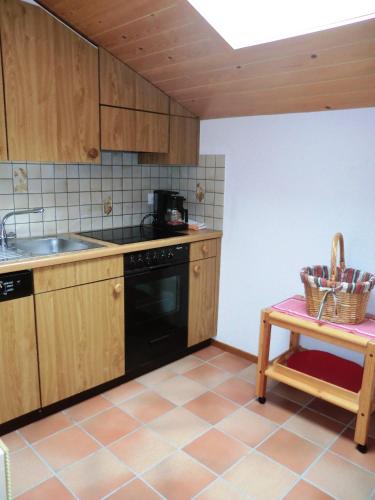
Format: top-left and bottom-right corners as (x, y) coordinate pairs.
(272, 295), (375, 340)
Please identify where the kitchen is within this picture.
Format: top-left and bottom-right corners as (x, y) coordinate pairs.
(0, 0), (375, 498)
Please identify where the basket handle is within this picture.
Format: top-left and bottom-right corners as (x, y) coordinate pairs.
(330, 232), (345, 282)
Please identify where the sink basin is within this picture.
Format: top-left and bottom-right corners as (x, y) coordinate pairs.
(9, 237), (102, 257)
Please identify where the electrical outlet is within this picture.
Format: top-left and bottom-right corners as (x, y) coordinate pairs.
(148, 192), (154, 205)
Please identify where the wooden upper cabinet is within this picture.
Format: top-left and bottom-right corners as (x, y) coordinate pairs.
(101, 106), (168, 153)
(99, 48), (169, 114)
(135, 74), (169, 114)
(99, 48), (136, 108)
(139, 115), (200, 165)
(0, 0), (100, 163)
(170, 99), (196, 118)
(0, 45), (7, 160)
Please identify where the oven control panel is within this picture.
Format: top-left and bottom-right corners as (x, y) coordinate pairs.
(125, 244), (189, 274)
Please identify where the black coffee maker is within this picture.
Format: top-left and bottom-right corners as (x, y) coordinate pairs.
(153, 190), (188, 231)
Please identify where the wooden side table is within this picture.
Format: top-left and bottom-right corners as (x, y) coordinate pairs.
(255, 307), (375, 453)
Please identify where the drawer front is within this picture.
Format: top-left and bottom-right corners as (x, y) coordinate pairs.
(34, 255), (123, 293)
(190, 239), (217, 261)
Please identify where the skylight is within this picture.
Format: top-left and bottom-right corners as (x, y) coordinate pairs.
(187, 0), (375, 49)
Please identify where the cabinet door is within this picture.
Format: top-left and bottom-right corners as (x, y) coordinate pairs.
(136, 111), (169, 153)
(139, 115), (200, 165)
(36, 278), (125, 406)
(0, 46), (7, 160)
(1, 0), (100, 163)
(135, 74), (169, 114)
(0, 296), (40, 423)
(99, 48), (136, 108)
(188, 257), (217, 347)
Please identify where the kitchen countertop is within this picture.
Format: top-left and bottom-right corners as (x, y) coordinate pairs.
(0, 229), (222, 274)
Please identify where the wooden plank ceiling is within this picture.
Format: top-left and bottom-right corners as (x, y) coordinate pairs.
(38, 0), (375, 118)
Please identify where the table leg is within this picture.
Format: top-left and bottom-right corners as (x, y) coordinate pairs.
(289, 331), (300, 352)
(354, 341), (375, 453)
(256, 309), (272, 404)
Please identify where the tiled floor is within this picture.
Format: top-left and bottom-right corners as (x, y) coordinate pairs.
(2, 345), (375, 499)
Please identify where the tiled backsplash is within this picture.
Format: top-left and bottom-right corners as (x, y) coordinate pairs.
(0, 152), (224, 237)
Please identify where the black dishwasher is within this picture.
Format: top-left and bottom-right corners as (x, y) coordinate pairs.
(124, 244), (189, 372)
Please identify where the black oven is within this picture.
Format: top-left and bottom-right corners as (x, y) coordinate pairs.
(124, 244), (189, 372)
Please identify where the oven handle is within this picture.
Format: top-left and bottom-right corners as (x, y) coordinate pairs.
(149, 334), (171, 345)
(125, 261), (188, 277)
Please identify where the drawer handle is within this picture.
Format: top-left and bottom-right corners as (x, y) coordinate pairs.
(193, 265), (201, 274)
(202, 244), (208, 254)
(113, 283), (122, 294)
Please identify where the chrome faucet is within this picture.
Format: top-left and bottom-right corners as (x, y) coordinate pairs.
(0, 207), (45, 248)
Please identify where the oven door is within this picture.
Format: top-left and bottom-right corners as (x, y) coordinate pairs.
(125, 262), (188, 372)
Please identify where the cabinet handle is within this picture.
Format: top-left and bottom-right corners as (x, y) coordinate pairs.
(193, 265), (200, 274)
(88, 148), (99, 159)
(202, 244), (208, 254)
(113, 283), (122, 294)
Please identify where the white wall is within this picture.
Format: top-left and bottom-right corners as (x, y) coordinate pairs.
(200, 107), (375, 363)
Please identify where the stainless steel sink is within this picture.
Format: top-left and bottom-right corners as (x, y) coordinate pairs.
(8, 236), (102, 257)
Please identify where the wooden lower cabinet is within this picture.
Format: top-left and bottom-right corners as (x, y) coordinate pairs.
(0, 296), (40, 423)
(188, 257), (217, 347)
(35, 277), (125, 406)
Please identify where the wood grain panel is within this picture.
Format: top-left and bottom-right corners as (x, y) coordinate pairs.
(101, 106), (137, 151)
(140, 115), (199, 165)
(36, 278), (125, 406)
(34, 255), (123, 293)
(99, 47), (136, 107)
(38, 0), (375, 118)
(136, 111), (169, 152)
(170, 98), (196, 117)
(0, 296), (40, 423)
(1, 0), (99, 162)
(135, 73), (169, 113)
(0, 41), (8, 160)
(190, 239), (217, 261)
(188, 257), (217, 347)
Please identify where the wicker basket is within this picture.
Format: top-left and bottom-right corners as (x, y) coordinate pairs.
(300, 233), (375, 324)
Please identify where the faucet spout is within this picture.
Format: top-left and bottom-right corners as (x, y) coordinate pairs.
(0, 207), (45, 248)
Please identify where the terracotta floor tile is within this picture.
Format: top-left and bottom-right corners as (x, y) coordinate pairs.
(258, 428), (322, 474)
(34, 426), (99, 470)
(166, 354), (203, 373)
(81, 407), (139, 445)
(10, 448), (53, 497)
(19, 413), (72, 443)
(149, 407), (210, 447)
(103, 380), (145, 404)
(350, 414), (375, 439)
(284, 408), (345, 447)
(224, 452), (298, 499)
(0, 431), (27, 453)
(271, 382), (315, 404)
(246, 392), (301, 424)
(185, 364), (230, 389)
(330, 428), (375, 472)
(64, 395), (112, 422)
(209, 352), (251, 373)
(137, 366), (175, 386)
(107, 479), (161, 500)
(17, 477), (74, 500)
(238, 364), (278, 389)
(196, 478), (247, 499)
(120, 390), (175, 423)
(217, 408), (276, 447)
(184, 391), (238, 424)
(307, 398), (355, 424)
(143, 451), (215, 500)
(306, 451), (375, 500)
(110, 427), (175, 473)
(58, 448), (134, 500)
(285, 480), (334, 499)
(184, 428), (248, 473)
(153, 375), (207, 405)
(214, 377), (256, 405)
(194, 345), (223, 360)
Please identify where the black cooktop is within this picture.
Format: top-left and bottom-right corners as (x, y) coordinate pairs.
(80, 225), (185, 245)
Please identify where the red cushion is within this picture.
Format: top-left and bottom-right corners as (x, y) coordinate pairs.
(286, 350), (363, 392)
